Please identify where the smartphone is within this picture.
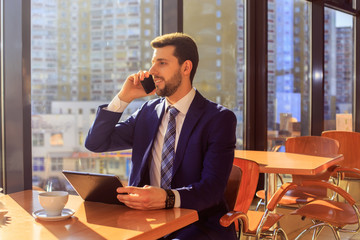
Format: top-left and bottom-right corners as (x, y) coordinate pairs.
(140, 75), (156, 94)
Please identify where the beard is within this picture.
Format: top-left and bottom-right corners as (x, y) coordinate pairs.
(155, 70), (182, 97)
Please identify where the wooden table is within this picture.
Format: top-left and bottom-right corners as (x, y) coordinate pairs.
(234, 150), (344, 205)
(235, 150), (343, 175)
(0, 190), (198, 240)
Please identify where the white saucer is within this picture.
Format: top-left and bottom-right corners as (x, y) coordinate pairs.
(33, 208), (75, 221)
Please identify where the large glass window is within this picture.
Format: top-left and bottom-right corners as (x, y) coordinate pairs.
(267, 0), (311, 150)
(31, 0), (160, 191)
(324, 8), (354, 131)
(183, 0), (245, 148)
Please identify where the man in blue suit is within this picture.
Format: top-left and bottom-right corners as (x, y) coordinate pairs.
(85, 32), (237, 239)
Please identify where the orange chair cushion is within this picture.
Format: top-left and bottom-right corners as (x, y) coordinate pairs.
(246, 210), (283, 234)
(290, 199), (357, 228)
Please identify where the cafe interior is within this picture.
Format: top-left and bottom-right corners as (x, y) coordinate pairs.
(1, 0), (360, 239)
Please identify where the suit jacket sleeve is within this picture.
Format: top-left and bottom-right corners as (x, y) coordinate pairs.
(85, 104), (136, 152)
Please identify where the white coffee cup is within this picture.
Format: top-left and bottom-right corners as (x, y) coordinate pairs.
(38, 191), (69, 216)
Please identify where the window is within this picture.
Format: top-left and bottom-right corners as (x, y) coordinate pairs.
(51, 157), (63, 171)
(183, 0), (245, 148)
(2, 0), (358, 193)
(32, 133), (44, 147)
(31, 0), (160, 190)
(324, 8), (354, 131)
(33, 157), (45, 172)
(267, 0), (311, 150)
(50, 133), (64, 146)
(79, 131), (84, 145)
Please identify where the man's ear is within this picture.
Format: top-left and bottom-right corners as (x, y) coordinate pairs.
(182, 60), (193, 76)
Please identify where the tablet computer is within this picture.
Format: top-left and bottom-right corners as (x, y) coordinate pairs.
(62, 170), (124, 205)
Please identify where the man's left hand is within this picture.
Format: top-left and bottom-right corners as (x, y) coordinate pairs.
(116, 185), (167, 210)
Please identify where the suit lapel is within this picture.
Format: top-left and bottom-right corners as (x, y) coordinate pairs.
(172, 91), (207, 175)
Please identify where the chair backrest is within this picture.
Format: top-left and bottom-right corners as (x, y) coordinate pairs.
(285, 136), (340, 195)
(322, 130), (360, 178)
(285, 135), (339, 158)
(232, 158), (260, 213)
(224, 165), (242, 211)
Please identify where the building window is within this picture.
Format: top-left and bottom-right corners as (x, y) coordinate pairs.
(51, 157), (63, 171)
(50, 133), (64, 146)
(32, 133), (44, 147)
(33, 157), (45, 172)
(79, 131), (84, 145)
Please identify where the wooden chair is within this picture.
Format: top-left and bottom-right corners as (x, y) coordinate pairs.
(290, 180), (360, 239)
(224, 164), (242, 212)
(220, 158), (296, 239)
(321, 130), (360, 182)
(256, 136), (340, 209)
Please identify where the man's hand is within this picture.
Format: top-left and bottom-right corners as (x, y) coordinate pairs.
(118, 71), (156, 103)
(116, 185), (167, 210)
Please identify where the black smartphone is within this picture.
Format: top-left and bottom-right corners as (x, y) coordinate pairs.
(140, 75), (156, 94)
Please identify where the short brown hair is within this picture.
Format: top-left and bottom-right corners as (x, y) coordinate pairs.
(151, 32), (199, 84)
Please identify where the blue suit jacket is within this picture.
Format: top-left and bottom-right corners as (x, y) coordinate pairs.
(85, 90), (237, 239)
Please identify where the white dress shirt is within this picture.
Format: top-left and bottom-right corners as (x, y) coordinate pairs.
(106, 88), (196, 208)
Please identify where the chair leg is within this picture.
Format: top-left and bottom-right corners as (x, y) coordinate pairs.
(311, 224), (324, 240)
(312, 223), (341, 240)
(237, 219), (243, 240)
(327, 226), (341, 240)
(255, 198), (264, 211)
(295, 222), (341, 240)
(272, 227), (288, 240)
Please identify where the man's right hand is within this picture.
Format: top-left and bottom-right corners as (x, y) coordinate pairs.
(116, 185), (167, 210)
(118, 71), (156, 103)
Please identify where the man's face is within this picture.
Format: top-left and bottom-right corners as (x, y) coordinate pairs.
(149, 46), (182, 97)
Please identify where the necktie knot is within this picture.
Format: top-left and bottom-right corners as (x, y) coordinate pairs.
(168, 106), (179, 118)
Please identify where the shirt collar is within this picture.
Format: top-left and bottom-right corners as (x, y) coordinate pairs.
(165, 88), (196, 115)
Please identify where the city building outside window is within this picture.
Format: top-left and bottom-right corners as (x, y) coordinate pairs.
(267, 0), (311, 151)
(183, 0), (245, 148)
(324, 8), (354, 131)
(31, 0), (160, 190)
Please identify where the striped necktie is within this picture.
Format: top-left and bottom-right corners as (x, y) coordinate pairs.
(161, 106), (180, 189)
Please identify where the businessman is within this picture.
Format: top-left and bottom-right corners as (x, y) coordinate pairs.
(85, 32), (237, 239)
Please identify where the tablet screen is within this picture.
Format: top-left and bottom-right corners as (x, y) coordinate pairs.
(62, 170), (124, 205)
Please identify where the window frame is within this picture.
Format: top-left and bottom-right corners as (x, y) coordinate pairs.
(1, 0), (32, 193)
